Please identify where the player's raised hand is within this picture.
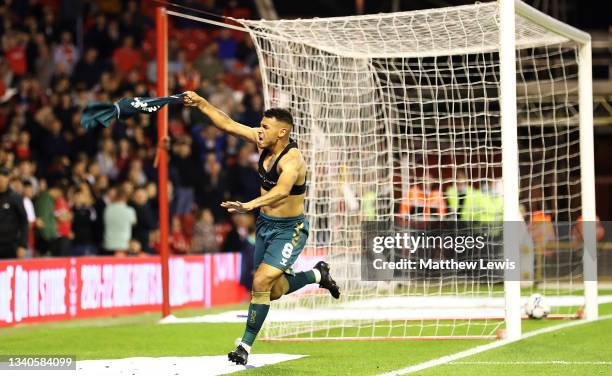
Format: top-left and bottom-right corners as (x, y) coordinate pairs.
(221, 201), (252, 213)
(183, 91), (207, 107)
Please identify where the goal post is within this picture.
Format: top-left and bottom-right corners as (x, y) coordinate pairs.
(156, 6), (171, 318)
(499, 0), (524, 341)
(578, 41), (597, 321)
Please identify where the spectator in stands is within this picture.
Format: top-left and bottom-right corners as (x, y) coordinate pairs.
(239, 79), (258, 109)
(40, 5), (59, 43)
(96, 137), (119, 181)
(107, 20), (121, 53)
(116, 138), (132, 178)
(144, 181), (160, 224)
(455, 182), (481, 222)
(39, 119), (71, 169)
(86, 14), (113, 59)
(223, 212), (256, 291)
(124, 1), (147, 37)
(222, 213), (254, 253)
(128, 239), (146, 257)
(14, 130), (31, 160)
(54, 92), (75, 128)
(53, 180), (73, 256)
(112, 36), (142, 77)
(477, 179), (503, 223)
(70, 186), (97, 256)
(239, 93), (263, 128)
(235, 36), (258, 68)
(0, 166), (28, 259)
(3, 31), (27, 78)
(228, 144), (259, 203)
(34, 180), (59, 256)
(22, 180), (37, 256)
(425, 175), (446, 218)
(87, 161), (102, 189)
(103, 187), (136, 256)
(72, 48), (108, 89)
(361, 190), (377, 220)
(197, 125), (224, 160)
(70, 157), (87, 186)
(130, 187), (156, 254)
(191, 208), (219, 253)
(92, 183), (112, 245)
(119, 9), (143, 46)
(169, 216), (190, 254)
(198, 152), (228, 223)
(120, 181), (135, 202)
(53, 31), (79, 75)
(240, 224), (256, 291)
(208, 82), (235, 120)
(223, 135), (240, 165)
(216, 29), (237, 62)
(176, 60), (201, 92)
(33, 34), (54, 88)
(400, 173), (446, 219)
(126, 158), (148, 188)
(400, 181), (424, 218)
(572, 214), (606, 243)
(446, 170), (469, 220)
(98, 71), (120, 97)
(194, 44), (224, 82)
(9, 175), (23, 194)
(527, 187), (556, 257)
(171, 137), (200, 217)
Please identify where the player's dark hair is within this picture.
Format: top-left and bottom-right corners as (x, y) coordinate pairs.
(263, 108), (294, 127)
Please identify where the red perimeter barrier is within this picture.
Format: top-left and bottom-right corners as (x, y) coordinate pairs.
(0, 254), (248, 327)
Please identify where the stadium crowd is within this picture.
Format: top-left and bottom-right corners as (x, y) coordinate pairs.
(0, 0), (262, 262)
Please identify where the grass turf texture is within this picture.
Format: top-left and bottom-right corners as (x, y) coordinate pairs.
(0, 303), (610, 375)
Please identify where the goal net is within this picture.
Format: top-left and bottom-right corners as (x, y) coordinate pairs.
(234, 0), (595, 340)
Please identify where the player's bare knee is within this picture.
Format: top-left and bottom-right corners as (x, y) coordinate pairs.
(252, 273), (274, 292)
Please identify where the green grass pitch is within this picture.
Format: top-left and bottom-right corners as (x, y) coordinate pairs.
(1, 303), (611, 375)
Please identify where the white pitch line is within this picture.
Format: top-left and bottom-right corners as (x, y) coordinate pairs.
(380, 313), (612, 376)
(450, 361), (612, 365)
(0, 354), (306, 376)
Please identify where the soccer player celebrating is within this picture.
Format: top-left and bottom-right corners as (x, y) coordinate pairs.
(183, 91), (340, 365)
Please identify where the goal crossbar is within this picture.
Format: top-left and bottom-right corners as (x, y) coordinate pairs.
(235, 1), (589, 59)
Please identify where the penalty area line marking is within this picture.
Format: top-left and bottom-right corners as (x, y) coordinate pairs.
(380, 313), (612, 376)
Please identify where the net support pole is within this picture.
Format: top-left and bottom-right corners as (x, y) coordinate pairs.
(156, 6), (171, 318)
(499, 0), (522, 340)
(578, 40), (598, 321)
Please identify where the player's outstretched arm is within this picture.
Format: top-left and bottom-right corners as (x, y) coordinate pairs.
(183, 91), (258, 143)
(221, 156), (300, 213)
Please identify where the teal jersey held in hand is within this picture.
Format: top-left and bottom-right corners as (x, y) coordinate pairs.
(80, 93), (186, 130)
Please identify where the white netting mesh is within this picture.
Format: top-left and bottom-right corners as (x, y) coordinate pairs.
(235, 1), (587, 339)
(240, 2), (566, 58)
